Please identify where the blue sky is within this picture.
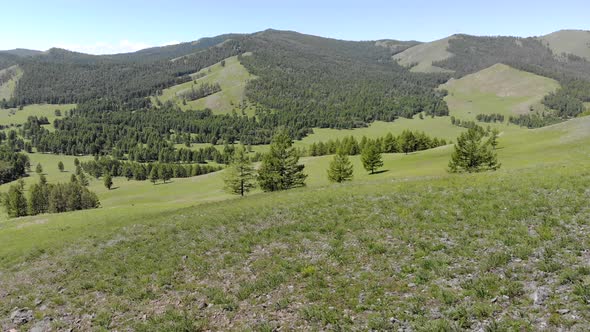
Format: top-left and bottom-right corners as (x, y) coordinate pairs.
(3, 0), (588, 54)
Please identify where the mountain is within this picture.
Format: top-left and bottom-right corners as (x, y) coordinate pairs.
(540, 29), (590, 61)
(0, 48), (43, 57)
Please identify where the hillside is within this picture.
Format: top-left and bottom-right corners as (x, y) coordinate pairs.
(156, 55), (257, 115)
(0, 65), (22, 100)
(540, 29), (590, 60)
(442, 63), (560, 116)
(393, 36), (455, 73)
(1, 132), (590, 329)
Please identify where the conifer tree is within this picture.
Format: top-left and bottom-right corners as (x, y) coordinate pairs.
(327, 150), (354, 183)
(58, 161), (64, 172)
(361, 142), (383, 174)
(104, 173), (113, 190)
(35, 163), (43, 174)
(149, 165), (159, 185)
(224, 147), (256, 196)
(258, 131), (307, 191)
(448, 127), (501, 173)
(3, 184), (28, 218)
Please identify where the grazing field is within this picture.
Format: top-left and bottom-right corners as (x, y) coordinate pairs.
(392, 36), (455, 73)
(156, 55), (257, 115)
(0, 65), (22, 100)
(540, 29), (590, 60)
(0, 104), (74, 131)
(441, 63), (560, 118)
(1, 147), (589, 330)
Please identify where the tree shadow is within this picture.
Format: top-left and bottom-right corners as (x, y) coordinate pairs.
(110, 186), (120, 190)
(371, 169), (389, 175)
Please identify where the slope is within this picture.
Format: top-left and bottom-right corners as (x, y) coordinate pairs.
(0, 65), (22, 100)
(540, 29), (590, 61)
(156, 55), (257, 115)
(441, 63), (560, 117)
(1, 120), (590, 329)
(392, 36), (455, 73)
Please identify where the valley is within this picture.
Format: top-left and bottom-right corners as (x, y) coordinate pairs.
(0, 26), (589, 331)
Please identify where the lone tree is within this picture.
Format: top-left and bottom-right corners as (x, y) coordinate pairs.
(327, 150), (354, 183)
(224, 147), (256, 196)
(35, 163), (43, 175)
(448, 126), (501, 173)
(149, 165), (159, 185)
(58, 161), (64, 172)
(104, 173), (113, 190)
(258, 131), (307, 191)
(361, 142), (383, 174)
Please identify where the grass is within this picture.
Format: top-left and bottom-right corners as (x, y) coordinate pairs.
(393, 37), (455, 73)
(441, 63), (560, 117)
(1, 58), (589, 329)
(0, 104), (75, 132)
(0, 65), (22, 100)
(1, 158), (589, 330)
(155, 55), (257, 115)
(540, 30), (590, 61)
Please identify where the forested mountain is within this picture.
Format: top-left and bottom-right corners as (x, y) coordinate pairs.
(2, 29), (590, 159)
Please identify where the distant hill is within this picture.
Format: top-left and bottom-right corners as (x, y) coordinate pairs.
(539, 29), (590, 61)
(393, 36), (456, 73)
(442, 63), (560, 117)
(0, 48), (43, 57)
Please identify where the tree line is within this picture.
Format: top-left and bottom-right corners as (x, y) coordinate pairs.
(2, 174), (99, 218)
(307, 130), (448, 157)
(178, 82), (221, 101)
(79, 157), (222, 182)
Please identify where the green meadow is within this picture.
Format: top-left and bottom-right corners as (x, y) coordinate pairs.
(155, 55), (257, 115)
(1, 62), (589, 330)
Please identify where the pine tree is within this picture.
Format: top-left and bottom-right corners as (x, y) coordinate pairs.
(3, 184), (28, 218)
(327, 150), (354, 183)
(58, 161), (64, 172)
(159, 165), (172, 183)
(448, 127), (501, 173)
(223, 147), (256, 196)
(35, 163), (43, 174)
(258, 132), (307, 192)
(149, 165), (159, 185)
(361, 142), (383, 174)
(104, 173), (113, 190)
(78, 172), (89, 187)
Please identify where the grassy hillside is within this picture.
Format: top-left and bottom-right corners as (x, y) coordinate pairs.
(540, 29), (590, 60)
(393, 36), (455, 73)
(0, 65), (22, 100)
(441, 63), (560, 118)
(0, 104), (75, 132)
(1, 133), (589, 329)
(155, 55), (257, 115)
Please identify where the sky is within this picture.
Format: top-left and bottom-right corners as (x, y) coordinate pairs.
(3, 0), (589, 54)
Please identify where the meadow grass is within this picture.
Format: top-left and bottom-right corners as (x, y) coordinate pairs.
(0, 104), (75, 132)
(156, 55), (257, 115)
(0, 65), (22, 100)
(1, 158), (589, 330)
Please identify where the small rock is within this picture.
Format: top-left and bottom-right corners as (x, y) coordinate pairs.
(407, 283), (416, 288)
(557, 309), (570, 315)
(491, 297), (497, 303)
(198, 301), (208, 310)
(10, 308), (33, 325)
(502, 295), (509, 300)
(34, 298), (43, 306)
(533, 287), (550, 305)
(389, 317), (397, 323)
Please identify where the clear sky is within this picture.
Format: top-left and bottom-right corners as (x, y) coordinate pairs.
(3, 0), (588, 54)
